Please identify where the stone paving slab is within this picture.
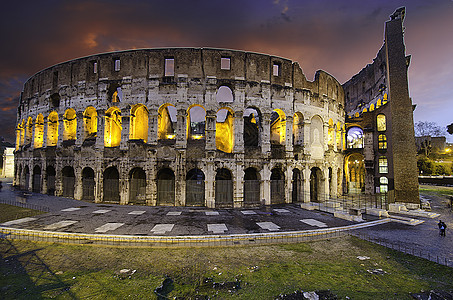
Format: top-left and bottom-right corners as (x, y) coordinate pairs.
(44, 220), (78, 230)
(1, 217), (37, 226)
(300, 219), (328, 228)
(208, 224), (228, 234)
(94, 222), (124, 233)
(151, 224), (175, 234)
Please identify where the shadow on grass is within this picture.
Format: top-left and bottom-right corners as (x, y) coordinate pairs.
(0, 235), (76, 299)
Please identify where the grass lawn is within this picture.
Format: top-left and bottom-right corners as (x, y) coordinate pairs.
(1, 236), (452, 299)
(0, 203), (44, 223)
(419, 184), (453, 197)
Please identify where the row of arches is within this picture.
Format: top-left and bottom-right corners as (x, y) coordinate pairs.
(15, 164), (331, 207)
(16, 104), (345, 153)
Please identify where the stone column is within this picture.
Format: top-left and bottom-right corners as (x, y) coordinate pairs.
(233, 110), (244, 153)
(285, 115), (293, 153)
(205, 111), (216, 151)
(95, 110), (105, 149)
(303, 166), (310, 203)
(94, 164), (102, 203)
(74, 167), (83, 200)
(261, 164), (271, 205)
(234, 162), (244, 208)
(43, 116), (48, 148)
(120, 112), (130, 150)
(148, 111), (158, 145)
(176, 109), (187, 149)
(57, 113), (64, 147)
(323, 167), (329, 201)
(261, 112), (271, 154)
(75, 111), (84, 146)
(205, 162), (215, 208)
(285, 166), (292, 204)
(303, 120), (311, 155)
(175, 150), (186, 206)
(323, 122), (329, 151)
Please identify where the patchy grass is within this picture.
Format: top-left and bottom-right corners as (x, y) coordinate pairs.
(419, 184), (453, 196)
(0, 204), (44, 223)
(1, 237), (452, 299)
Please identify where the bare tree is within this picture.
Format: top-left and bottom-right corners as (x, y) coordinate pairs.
(447, 123), (453, 135)
(414, 121), (446, 137)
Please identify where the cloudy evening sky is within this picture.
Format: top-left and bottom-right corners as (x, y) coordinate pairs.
(1, 0), (452, 144)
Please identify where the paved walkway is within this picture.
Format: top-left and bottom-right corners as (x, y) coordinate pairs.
(1, 179), (452, 262)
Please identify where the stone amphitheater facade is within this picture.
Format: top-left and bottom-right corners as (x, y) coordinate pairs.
(14, 48), (346, 207)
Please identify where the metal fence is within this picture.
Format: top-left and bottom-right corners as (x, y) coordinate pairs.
(351, 232), (452, 268)
(0, 198), (50, 213)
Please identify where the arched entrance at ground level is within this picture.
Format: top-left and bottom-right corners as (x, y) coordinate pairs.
(345, 153), (365, 194)
(186, 169), (205, 206)
(103, 167), (120, 203)
(82, 167), (95, 201)
(215, 168), (233, 208)
(310, 167), (324, 202)
(244, 168), (260, 206)
(271, 168), (285, 204)
(46, 166), (56, 195)
(129, 168), (146, 205)
(292, 169), (302, 203)
(62, 166), (75, 198)
(157, 168), (175, 206)
(23, 166), (30, 191)
(33, 166), (41, 193)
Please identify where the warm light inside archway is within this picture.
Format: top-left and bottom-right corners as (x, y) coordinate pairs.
(216, 108), (234, 153)
(104, 107), (122, 147)
(130, 104), (149, 142)
(270, 109), (286, 145)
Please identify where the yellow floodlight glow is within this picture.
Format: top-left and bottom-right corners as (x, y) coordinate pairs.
(166, 134), (176, 139)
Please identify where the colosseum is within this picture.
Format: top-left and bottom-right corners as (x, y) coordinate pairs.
(13, 8), (419, 208)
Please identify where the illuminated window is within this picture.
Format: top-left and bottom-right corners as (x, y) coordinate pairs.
(47, 111), (59, 146)
(63, 108), (77, 141)
(25, 117), (33, 144)
(216, 108), (234, 153)
(114, 59), (120, 71)
(165, 58), (174, 76)
(379, 156), (388, 174)
(347, 127), (363, 149)
(221, 57), (230, 70)
(130, 104), (149, 142)
(158, 104), (177, 140)
(377, 114), (386, 131)
(380, 177), (388, 193)
(104, 107), (122, 147)
(378, 134), (387, 150)
(187, 105), (206, 140)
(270, 109), (286, 145)
(34, 114), (44, 148)
(216, 86), (234, 103)
(83, 106), (97, 139)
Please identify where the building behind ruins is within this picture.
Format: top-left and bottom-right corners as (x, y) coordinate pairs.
(13, 8), (419, 208)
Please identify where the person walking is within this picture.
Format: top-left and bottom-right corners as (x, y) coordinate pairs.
(438, 220), (447, 237)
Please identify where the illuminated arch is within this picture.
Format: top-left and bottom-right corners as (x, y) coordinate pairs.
(216, 85), (234, 103)
(104, 107), (122, 147)
(345, 153), (365, 194)
(130, 104), (149, 142)
(216, 107), (234, 153)
(158, 103), (177, 140)
(187, 105), (206, 140)
(376, 114), (386, 131)
(293, 112), (304, 146)
(47, 111), (59, 146)
(244, 107), (260, 147)
(25, 117), (33, 144)
(270, 109), (286, 145)
(63, 108), (77, 141)
(83, 106), (97, 139)
(34, 114), (44, 148)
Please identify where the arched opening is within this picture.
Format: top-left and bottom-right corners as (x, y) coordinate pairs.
(62, 166), (75, 198)
(380, 177), (388, 193)
(293, 112), (304, 146)
(292, 169), (302, 203)
(216, 108), (234, 153)
(328, 119), (334, 146)
(32, 166), (41, 193)
(310, 115), (324, 159)
(345, 153), (365, 194)
(270, 109), (286, 145)
(216, 85), (234, 103)
(103, 167), (120, 202)
(46, 166), (56, 195)
(158, 104), (177, 140)
(82, 167), (95, 201)
(108, 84), (123, 103)
(243, 108), (260, 147)
(157, 168), (175, 206)
(347, 126), (364, 149)
(187, 105), (206, 140)
(244, 167), (260, 206)
(23, 166), (30, 190)
(271, 168), (285, 204)
(25, 117), (33, 145)
(129, 168), (146, 204)
(63, 108), (77, 141)
(215, 168), (233, 208)
(47, 111), (59, 146)
(83, 106), (97, 140)
(34, 114), (44, 148)
(310, 167), (323, 202)
(104, 107), (122, 147)
(130, 104), (149, 142)
(186, 168), (205, 206)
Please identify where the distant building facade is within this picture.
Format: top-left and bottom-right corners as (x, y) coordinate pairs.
(13, 8), (419, 207)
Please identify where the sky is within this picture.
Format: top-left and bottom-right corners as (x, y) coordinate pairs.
(1, 0), (452, 144)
